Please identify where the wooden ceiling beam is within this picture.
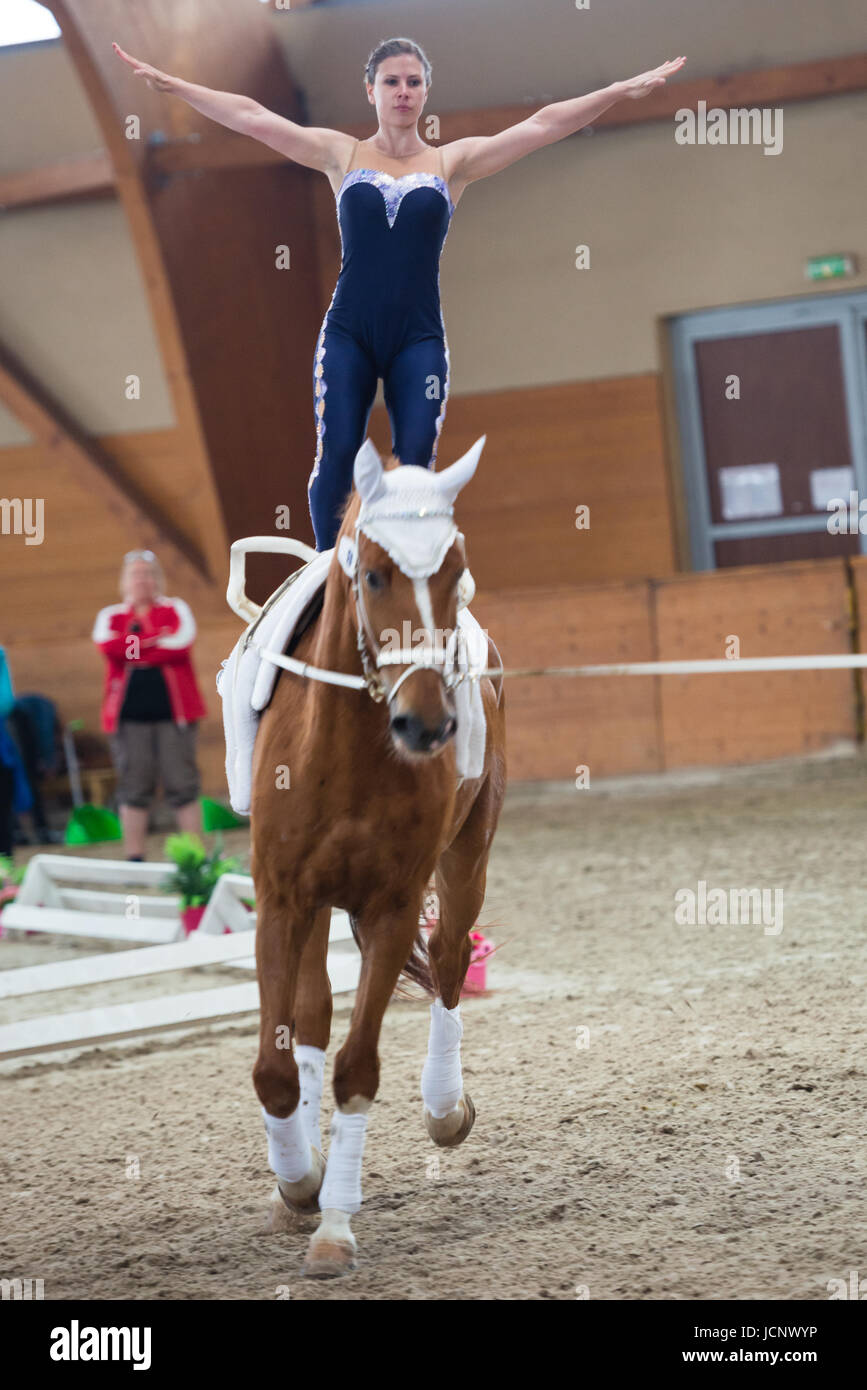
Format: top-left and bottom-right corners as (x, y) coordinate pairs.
(34, 0), (325, 591)
(0, 151), (114, 210)
(0, 339), (214, 599)
(38, 0), (234, 588)
(598, 50), (867, 128)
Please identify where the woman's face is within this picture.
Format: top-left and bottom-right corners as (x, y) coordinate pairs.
(124, 561), (157, 607)
(367, 55), (428, 123)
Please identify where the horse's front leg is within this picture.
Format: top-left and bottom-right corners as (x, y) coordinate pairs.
(302, 901), (423, 1279)
(253, 889), (328, 1231)
(291, 903), (334, 1156)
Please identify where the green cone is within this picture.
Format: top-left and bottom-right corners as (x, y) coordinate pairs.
(64, 805), (123, 844)
(200, 796), (248, 831)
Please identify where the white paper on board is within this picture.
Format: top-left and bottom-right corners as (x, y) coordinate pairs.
(718, 463), (783, 520)
(809, 467), (854, 511)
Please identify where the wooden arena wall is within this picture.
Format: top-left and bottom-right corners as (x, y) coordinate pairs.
(472, 557), (862, 782)
(2, 373), (864, 797)
(369, 374), (677, 592)
(3, 473), (863, 799)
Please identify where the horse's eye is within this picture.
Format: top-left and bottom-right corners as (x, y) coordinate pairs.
(365, 570), (382, 591)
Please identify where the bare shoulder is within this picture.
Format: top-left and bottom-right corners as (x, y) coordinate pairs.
(323, 129), (360, 179)
(439, 136), (485, 185)
(438, 136), (488, 204)
(319, 129), (364, 195)
(439, 118), (549, 192)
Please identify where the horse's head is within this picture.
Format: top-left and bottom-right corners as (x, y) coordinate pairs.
(334, 436), (486, 761)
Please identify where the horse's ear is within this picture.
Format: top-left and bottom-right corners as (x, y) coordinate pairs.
(354, 438), (386, 504)
(435, 435), (486, 505)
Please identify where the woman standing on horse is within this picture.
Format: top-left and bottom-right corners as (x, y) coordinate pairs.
(114, 37), (685, 550)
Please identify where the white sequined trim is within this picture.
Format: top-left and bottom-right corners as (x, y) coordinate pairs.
(336, 168), (455, 228)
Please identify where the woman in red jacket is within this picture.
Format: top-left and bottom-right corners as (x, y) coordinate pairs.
(92, 550), (207, 861)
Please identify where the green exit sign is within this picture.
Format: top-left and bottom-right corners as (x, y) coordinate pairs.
(805, 254), (856, 281)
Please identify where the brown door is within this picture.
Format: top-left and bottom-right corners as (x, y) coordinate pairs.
(694, 323), (858, 566)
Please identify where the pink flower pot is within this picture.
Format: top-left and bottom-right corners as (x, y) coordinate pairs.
(462, 958), (488, 993)
(181, 904), (207, 935)
(462, 931), (495, 995)
(419, 922), (496, 996)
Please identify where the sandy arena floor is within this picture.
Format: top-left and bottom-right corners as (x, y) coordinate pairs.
(1, 753), (864, 1301)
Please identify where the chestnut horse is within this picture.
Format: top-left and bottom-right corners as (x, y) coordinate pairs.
(249, 435), (506, 1277)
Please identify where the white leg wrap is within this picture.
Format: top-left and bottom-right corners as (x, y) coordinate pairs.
(262, 1105), (311, 1183)
(318, 1110), (369, 1215)
(421, 997), (464, 1118)
(295, 1043), (326, 1152)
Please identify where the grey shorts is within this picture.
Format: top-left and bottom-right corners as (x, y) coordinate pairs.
(109, 721), (201, 810)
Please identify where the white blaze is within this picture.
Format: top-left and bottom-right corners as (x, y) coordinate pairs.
(413, 579), (436, 642)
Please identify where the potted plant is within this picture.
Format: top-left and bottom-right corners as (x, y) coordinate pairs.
(161, 831), (244, 935)
(0, 855), (26, 937)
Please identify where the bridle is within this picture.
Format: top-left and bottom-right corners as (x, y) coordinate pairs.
(246, 521), (483, 707)
(349, 542), (468, 705)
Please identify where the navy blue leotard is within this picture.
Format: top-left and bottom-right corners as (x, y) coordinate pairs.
(307, 139), (455, 550)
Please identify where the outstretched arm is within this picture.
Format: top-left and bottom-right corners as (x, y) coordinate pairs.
(449, 57), (686, 187)
(112, 43), (347, 176)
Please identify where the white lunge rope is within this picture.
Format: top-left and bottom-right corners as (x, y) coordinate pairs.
(465, 653), (867, 680)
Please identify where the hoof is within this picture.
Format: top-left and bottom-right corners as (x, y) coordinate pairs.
(263, 1146), (325, 1232)
(303, 1209), (358, 1278)
(264, 1184), (315, 1233)
(424, 1092), (476, 1148)
(302, 1238), (357, 1279)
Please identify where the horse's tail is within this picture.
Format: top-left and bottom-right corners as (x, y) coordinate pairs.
(347, 914), (436, 999)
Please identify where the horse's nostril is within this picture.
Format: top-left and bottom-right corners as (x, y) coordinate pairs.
(390, 713), (456, 753)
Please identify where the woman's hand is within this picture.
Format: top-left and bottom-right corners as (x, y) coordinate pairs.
(621, 56), (686, 100)
(112, 42), (177, 94)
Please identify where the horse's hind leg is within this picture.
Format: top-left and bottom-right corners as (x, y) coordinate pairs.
(253, 893), (330, 1231)
(424, 777), (502, 1147)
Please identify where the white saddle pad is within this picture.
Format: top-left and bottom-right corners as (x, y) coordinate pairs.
(217, 551), (489, 815)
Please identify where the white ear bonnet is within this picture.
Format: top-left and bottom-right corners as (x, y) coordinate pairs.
(337, 436), (486, 581)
